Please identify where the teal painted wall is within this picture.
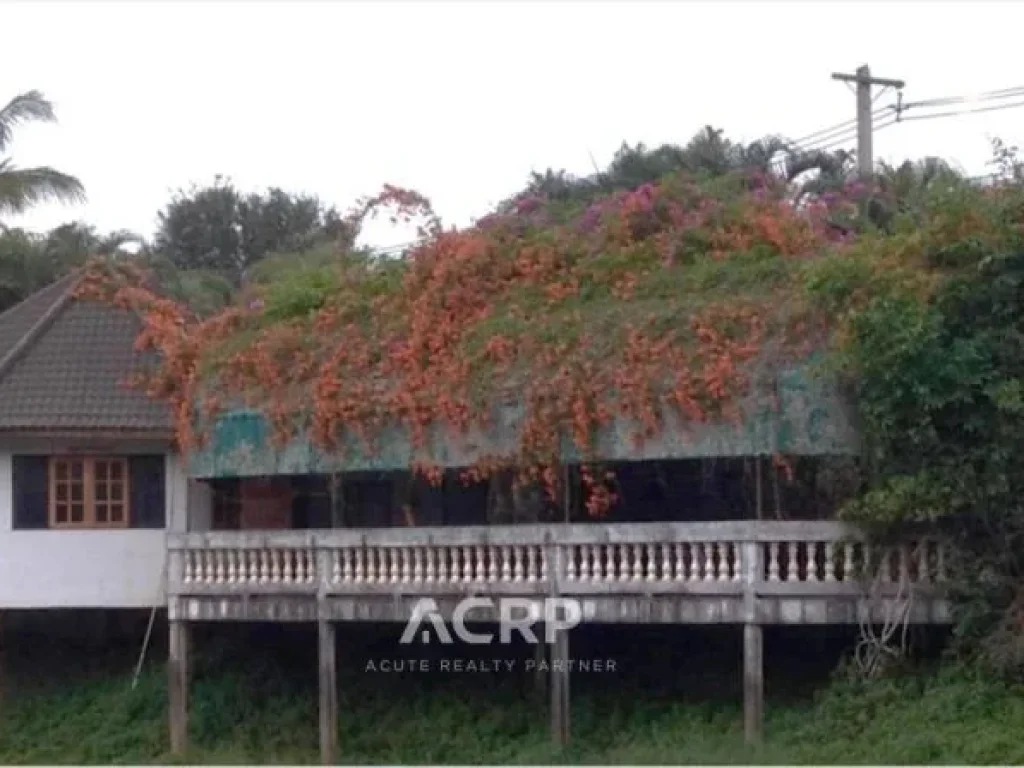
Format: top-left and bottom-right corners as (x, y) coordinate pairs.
(186, 363), (858, 478)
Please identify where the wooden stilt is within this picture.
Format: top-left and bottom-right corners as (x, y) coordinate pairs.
(318, 620), (338, 765)
(743, 623), (764, 744)
(168, 619), (189, 756)
(550, 627), (570, 747)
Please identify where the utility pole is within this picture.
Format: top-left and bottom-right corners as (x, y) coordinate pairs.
(831, 65), (905, 178)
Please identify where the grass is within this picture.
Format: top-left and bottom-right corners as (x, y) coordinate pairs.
(1, 621), (1022, 764)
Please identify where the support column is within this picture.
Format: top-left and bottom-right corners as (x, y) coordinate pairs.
(533, 628), (547, 698)
(743, 623), (763, 744)
(550, 627), (570, 747)
(168, 619), (189, 756)
(318, 620), (338, 765)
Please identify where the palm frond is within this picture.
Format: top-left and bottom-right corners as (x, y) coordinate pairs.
(0, 162), (85, 216)
(0, 90), (56, 153)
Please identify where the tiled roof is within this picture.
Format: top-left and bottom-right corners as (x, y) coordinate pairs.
(0, 272), (172, 433)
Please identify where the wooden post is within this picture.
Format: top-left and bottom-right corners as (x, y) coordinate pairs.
(168, 619), (189, 756)
(550, 627), (570, 747)
(318, 620), (338, 765)
(743, 623), (764, 743)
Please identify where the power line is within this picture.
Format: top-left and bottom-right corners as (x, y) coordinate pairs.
(902, 84), (1024, 110)
(898, 98), (1024, 123)
(789, 108), (891, 153)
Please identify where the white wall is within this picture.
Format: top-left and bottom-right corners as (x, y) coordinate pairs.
(0, 441), (189, 609)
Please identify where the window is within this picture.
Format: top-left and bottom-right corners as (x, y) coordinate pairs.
(48, 457), (130, 528)
(212, 478), (241, 530)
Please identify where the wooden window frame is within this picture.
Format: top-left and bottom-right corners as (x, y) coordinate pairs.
(48, 456), (131, 529)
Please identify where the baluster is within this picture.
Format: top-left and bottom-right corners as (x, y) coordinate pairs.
(437, 547), (449, 584)
(842, 542), (854, 582)
(225, 550), (237, 583)
(631, 544), (643, 581)
(671, 543), (683, 580)
(659, 543), (671, 582)
(509, 548), (524, 581)
(409, 547), (421, 584)
(500, 546), (512, 583)
(719, 543), (731, 582)
(898, 545), (910, 584)
(604, 545), (615, 582)
(479, 546), (492, 582)
(255, 551), (266, 583)
(824, 542), (836, 582)
(540, 545), (549, 583)
(471, 545), (483, 582)
(615, 545), (628, 581)
(399, 548), (411, 583)
(861, 543), (873, 581)
(786, 542), (798, 581)
(646, 544), (658, 582)
(293, 550), (304, 583)
(212, 551), (223, 583)
(349, 548), (362, 583)
(245, 550), (256, 583)
(805, 543), (819, 582)
(732, 543), (742, 582)
(702, 543), (714, 582)
(566, 546), (578, 582)
(386, 548), (397, 584)
(798, 540), (815, 581)
(589, 544), (602, 581)
(284, 550), (296, 584)
(363, 548), (374, 583)
(270, 550), (282, 583)
(460, 546), (471, 583)
(448, 547), (460, 583)
(768, 543), (780, 582)
(527, 546), (539, 582)
(424, 547), (435, 583)
(579, 546), (592, 582)
(336, 548), (350, 583)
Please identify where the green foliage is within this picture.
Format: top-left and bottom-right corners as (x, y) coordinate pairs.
(805, 158), (1024, 672)
(3, 630), (1024, 765)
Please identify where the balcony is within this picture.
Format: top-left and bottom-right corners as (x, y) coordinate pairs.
(167, 521), (951, 625)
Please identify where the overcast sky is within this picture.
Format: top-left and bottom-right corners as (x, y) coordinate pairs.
(3, 0), (1024, 248)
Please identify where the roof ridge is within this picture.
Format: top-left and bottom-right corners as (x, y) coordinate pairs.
(0, 269), (84, 384)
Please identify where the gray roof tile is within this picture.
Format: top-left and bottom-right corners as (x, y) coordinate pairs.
(0, 273), (171, 433)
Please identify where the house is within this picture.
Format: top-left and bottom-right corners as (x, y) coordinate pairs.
(0, 272), (952, 762)
(0, 271), (189, 610)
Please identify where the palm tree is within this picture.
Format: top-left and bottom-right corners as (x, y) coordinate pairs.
(0, 90), (85, 217)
